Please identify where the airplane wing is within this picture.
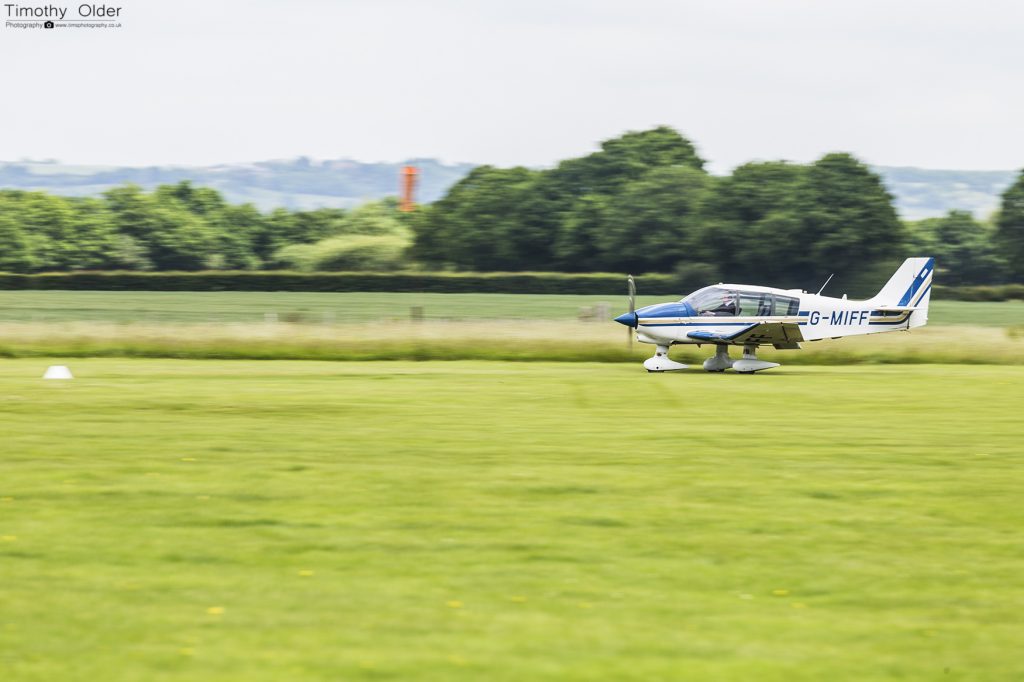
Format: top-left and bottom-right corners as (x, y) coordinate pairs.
(687, 322), (803, 349)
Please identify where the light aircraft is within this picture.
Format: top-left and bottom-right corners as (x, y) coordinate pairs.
(614, 257), (934, 373)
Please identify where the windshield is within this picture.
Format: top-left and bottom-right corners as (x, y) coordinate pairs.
(683, 287), (737, 317)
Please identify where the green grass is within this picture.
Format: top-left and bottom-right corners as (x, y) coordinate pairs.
(0, 321), (1021, 365)
(2, 360), (1023, 680)
(1, 292), (1022, 364)
(1, 290), (1022, 326)
(0, 290), (641, 324)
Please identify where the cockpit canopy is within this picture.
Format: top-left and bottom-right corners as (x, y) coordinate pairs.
(682, 286), (800, 317)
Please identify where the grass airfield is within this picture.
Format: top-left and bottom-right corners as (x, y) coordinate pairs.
(2, 290), (1024, 325)
(2, 359), (1023, 680)
(1, 291), (1022, 365)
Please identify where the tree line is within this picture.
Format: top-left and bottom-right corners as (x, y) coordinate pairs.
(413, 127), (1024, 290)
(0, 184), (412, 274)
(1, 126), (1023, 290)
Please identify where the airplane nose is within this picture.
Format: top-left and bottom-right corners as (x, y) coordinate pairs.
(614, 311), (637, 328)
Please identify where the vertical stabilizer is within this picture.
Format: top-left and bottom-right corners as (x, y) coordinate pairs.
(871, 258), (934, 305)
(869, 257), (934, 328)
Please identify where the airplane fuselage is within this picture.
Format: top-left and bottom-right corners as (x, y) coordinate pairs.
(613, 257), (934, 372)
(627, 277), (930, 349)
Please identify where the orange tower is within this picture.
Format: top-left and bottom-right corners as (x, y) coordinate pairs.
(399, 165), (419, 212)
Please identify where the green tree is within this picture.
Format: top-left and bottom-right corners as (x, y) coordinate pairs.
(215, 203), (265, 270)
(598, 165), (710, 273)
(275, 234), (410, 272)
(104, 185), (221, 270)
(155, 181), (227, 216)
(996, 170), (1024, 280)
(792, 153), (905, 289)
(68, 197), (122, 269)
(412, 166), (540, 270)
(552, 194), (611, 271)
(413, 127), (708, 271)
(546, 126), (705, 198)
(699, 162), (806, 283)
(143, 205), (221, 270)
(0, 190), (125, 271)
(338, 199), (409, 238)
(106, 234), (154, 270)
(154, 182), (263, 269)
(910, 211), (1006, 285)
(257, 207), (346, 263)
(0, 205), (35, 272)
(12, 191), (77, 270)
(103, 184), (152, 240)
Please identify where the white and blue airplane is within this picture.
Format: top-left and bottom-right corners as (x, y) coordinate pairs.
(614, 257), (934, 373)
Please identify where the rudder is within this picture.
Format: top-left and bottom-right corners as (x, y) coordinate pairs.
(908, 284), (931, 328)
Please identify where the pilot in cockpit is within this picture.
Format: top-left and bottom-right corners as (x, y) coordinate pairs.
(719, 293), (737, 315)
(700, 291), (737, 316)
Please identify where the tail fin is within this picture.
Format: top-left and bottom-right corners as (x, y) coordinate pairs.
(870, 257), (934, 328)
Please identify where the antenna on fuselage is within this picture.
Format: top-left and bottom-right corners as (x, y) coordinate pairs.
(816, 273), (834, 296)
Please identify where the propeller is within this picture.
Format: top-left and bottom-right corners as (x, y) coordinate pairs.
(626, 274), (636, 349)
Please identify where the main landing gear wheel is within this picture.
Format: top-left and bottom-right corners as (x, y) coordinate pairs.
(702, 345), (734, 372)
(643, 345), (688, 372)
(731, 344), (780, 374)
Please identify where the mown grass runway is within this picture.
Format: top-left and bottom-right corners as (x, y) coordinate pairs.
(2, 360), (1022, 681)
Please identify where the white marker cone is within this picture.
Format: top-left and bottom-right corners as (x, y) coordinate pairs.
(43, 365), (74, 380)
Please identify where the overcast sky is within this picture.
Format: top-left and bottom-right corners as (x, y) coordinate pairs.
(2, 0), (1022, 173)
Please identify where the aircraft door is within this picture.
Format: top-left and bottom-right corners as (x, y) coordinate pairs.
(738, 292), (771, 317)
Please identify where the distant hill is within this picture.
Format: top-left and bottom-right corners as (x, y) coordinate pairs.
(0, 158), (1017, 220)
(873, 166), (1017, 220)
(0, 158), (475, 211)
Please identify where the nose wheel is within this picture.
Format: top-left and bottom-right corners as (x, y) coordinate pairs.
(643, 345), (688, 372)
